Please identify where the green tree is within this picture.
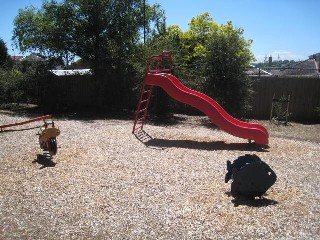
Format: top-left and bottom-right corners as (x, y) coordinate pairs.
(182, 12), (217, 65)
(135, 25), (184, 119)
(13, 0), (166, 110)
(204, 21), (255, 116)
(144, 12), (255, 117)
(0, 38), (12, 69)
(13, 0), (165, 69)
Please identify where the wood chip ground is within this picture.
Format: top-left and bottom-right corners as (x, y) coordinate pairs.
(0, 112), (319, 239)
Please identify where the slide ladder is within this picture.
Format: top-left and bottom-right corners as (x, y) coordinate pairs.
(132, 84), (153, 133)
(132, 52), (172, 134)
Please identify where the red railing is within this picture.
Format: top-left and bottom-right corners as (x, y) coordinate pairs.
(146, 51), (173, 74)
(0, 115), (52, 132)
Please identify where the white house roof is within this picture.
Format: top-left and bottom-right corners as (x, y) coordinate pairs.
(49, 69), (92, 76)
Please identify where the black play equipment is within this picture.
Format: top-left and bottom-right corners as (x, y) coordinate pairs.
(225, 154), (277, 198)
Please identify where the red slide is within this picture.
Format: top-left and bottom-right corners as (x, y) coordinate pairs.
(145, 73), (269, 144)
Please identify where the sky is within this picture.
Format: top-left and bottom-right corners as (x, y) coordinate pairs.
(1, 0), (319, 63)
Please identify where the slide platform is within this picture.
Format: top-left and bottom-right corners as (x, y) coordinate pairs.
(145, 73), (269, 144)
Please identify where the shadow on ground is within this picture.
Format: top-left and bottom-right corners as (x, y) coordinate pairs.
(145, 138), (269, 152)
(33, 154), (56, 169)
(134, 130), (269, 152)
(0, 104), (134, 122)
(225, 192), (278, 207)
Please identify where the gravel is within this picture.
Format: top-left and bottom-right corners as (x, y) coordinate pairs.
(0, 111), (319, 239)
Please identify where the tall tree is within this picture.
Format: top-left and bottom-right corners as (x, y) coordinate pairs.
(204, 20), (255, 116)
(0, 38), (12, 68)
(13, 0), (165, 110)
(12, 0), (165, 70)
(144, 12), (255, 117)
(182, 12), (217, 65)
(174, 13), (255, 116)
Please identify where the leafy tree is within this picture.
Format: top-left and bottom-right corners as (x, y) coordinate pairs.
(0, 38), (12, 69)
(0, 68), (34, 104)
(144, 12), (255, 117)
(13, 0), (165, 69)
(204, 21), (255, 116)
(134, 25), (185, 119)
(182, 12), (217, 66)
(13, 0), (166, 110)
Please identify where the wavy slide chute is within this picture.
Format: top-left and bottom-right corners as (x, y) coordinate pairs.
(145, 73), (268, 144)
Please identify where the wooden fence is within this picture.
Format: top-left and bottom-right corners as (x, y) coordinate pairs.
(39, 73), (136, 111)
(251, 76), (320, 121)
(39, 74), (95, 111)
(40, 74), (320, 121)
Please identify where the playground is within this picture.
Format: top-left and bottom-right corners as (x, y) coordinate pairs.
(0, 109), (319, 239)
(1, 52), (319, 239)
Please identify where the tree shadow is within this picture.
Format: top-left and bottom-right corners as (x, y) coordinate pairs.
(32, 154), (56, 169)
(225, 192), (278, 207)
(0, 104), (43, 118)
(0, 104), (134, 123)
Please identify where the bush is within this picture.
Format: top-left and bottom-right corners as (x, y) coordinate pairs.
(204, 22), (255, 117)
(0, 69), (39, 105)
(0, 38), (13, 69)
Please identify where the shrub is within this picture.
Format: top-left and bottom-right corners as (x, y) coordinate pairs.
(0, 69), (39, 105)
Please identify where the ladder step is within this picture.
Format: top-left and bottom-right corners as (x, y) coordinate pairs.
(133, 84), (153, 133)
(137, 117), (145, 122)
(134, 125), (143, 131)
(137, 108), (147, 114)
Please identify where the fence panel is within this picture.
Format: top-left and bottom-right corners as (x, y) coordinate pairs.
(251, 76), (320, 121)
(39, 74), (95, 111)
(40, 74), (320, 121)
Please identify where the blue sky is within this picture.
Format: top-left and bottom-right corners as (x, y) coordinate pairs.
(1, 0), (319, 62)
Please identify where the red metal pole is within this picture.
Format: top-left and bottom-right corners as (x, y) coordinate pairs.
(0, 115), (51, 131)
